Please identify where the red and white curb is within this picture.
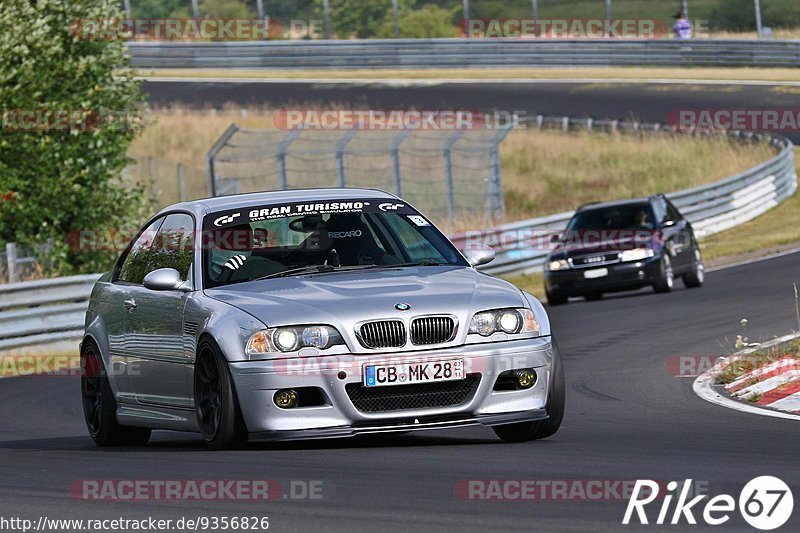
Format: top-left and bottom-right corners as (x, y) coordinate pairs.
(693, 332), (800, 421)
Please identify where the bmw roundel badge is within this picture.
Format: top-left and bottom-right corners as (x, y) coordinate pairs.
(395, 303), (411, 311)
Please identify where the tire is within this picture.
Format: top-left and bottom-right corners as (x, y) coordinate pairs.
(81, 340), (151, 447)
(584, 292), (603, 301)
(683, 249), (705, 288)
(546, 289), (568, 306)
(194, 339), (248, 450)
(493, 347), (565, 443)
(652, 254), (674, 293)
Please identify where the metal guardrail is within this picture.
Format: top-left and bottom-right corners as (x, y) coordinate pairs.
(127, 38), (800, 69)
(457, 131), (797, 276)
(1, 128), (795, 351)
(0, 274), (100, 351)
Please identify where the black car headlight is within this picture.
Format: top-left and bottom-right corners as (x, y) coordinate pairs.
(468, 308), (540, 337)
(619, 248), (655, 262)
(246, 325), (344, 355)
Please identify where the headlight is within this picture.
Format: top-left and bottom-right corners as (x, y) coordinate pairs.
(246, 325), (344, 355)
(620, 248), (655, 262)
(547, 259), (568, 271)
(468, 308), (540, 337)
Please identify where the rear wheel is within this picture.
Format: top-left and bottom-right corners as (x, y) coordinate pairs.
(546, 289), (568, 306)
(683, 250), (705, 288)
(652, 254), (674, 293)
(81, 340), (151, 447)
(194, 340), (248, 450)
(493, 349), (565, 443)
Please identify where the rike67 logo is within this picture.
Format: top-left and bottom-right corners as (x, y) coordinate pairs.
(623, 477), (793, 530)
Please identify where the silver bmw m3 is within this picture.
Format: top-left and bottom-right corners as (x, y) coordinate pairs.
(81, 188), (564, 449)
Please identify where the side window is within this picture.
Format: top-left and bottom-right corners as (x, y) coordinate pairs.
(118, 217), (164, 284)
(151, 213), (195, 280)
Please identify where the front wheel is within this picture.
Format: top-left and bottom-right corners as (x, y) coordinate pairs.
(683, 250), (705, 288)
(652, 254), (674, 293)
(81, 340), (151, 447)
(493, 348), (565, 443)
(194, 340), (248, 450)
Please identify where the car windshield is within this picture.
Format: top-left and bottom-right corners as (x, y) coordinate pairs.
(566, 203), (656, 232)
(202, 199), (467, 288)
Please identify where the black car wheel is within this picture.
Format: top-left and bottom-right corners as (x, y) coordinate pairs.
(493, 348), (565, 443)
(546, 289), (568, 306)
(194, 340), (248, 450)
(652, 254), (674, 293)
(683, 250), (705, 288)
(81, 340), (151, 447)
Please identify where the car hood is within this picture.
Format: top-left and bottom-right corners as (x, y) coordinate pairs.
(205, 266), (526, 352)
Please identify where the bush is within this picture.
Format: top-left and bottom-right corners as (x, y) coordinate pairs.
(0, 0), (146, 275)
(376, 4), (460, 38)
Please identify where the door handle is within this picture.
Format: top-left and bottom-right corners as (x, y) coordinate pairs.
(123, 298), (137, 310)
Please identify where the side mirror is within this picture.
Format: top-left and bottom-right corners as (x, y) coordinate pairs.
(143, 268), (189, 291)
(463, 244), (495, 267)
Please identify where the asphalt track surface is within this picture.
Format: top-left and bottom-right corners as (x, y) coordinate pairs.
(2, 251), (799, 532)
(142, 79), (800, 143)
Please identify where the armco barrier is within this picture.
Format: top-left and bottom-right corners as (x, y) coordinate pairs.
(126, 38), (800, 69)
(0, 274), (100, 351)
(0, 132), (795, 350)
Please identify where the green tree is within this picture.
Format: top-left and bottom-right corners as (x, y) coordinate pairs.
(314, 0), (412, 38)
(376, 4), (460, 38)
(0, 0), (146, 275)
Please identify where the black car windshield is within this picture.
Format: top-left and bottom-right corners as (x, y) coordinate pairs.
(566, 203), (656, 232)
(202, 199), (467, 288)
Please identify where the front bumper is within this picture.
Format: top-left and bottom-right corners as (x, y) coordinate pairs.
(544, 256), (661, 296)
(229, 336), (556, 439)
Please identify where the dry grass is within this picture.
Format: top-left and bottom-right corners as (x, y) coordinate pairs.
(501, 130), (774, 221)
(714, 341), (800, 385)
(139, 66), (800, 83)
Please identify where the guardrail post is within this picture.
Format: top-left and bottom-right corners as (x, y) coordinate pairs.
(444, 130), (466, 220)
(277, 130), (303, 190)
(336, 129), (359, 188)
(206, 124), (240, 197)
(391, 130), (411, 197)
(6, 243), (17, 283)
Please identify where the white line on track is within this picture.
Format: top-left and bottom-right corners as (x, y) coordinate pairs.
(137, 76), (800, 87)
(706, 247), (800, 273)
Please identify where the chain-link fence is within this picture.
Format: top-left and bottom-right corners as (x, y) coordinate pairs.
(206, 126), (513, 223)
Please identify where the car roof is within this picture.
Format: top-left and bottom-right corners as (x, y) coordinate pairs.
(575, 195), (660, 213)
(156, 187), (400, 218)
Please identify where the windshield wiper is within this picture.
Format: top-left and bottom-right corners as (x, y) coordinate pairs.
(251, 264), (375, 281)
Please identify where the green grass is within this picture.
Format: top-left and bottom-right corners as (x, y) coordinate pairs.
(714, 341), (800, 386)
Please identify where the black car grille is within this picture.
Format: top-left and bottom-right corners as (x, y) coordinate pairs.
(358, 320), (406, 349)
(571, 252), (620, 267)
(410, 316), (456, 345)
(346, 377), (480, 413)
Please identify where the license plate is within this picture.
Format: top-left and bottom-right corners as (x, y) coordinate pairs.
(584, 267), (609, 279)
(363, 358), (465, 387)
